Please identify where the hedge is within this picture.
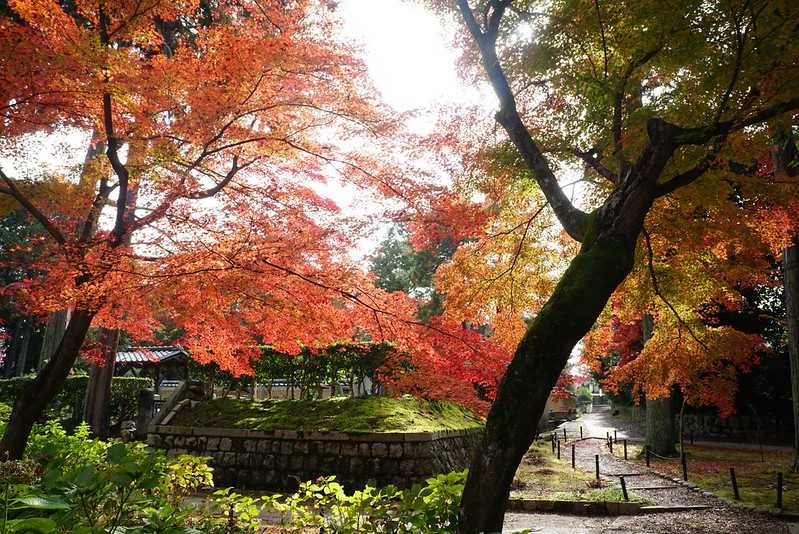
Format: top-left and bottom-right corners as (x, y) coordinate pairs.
(0, 375), (152, 428)
(189, 342), (394, 400)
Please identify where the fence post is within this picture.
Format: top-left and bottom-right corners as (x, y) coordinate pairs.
(777, 472), (784, 509)
(580, 426), (583, 439)
(729, 467), (740, 500)
(551, 435), (556, 454)
(609, 438), (613, 455)
(620, 476), (629, 501)
(623, 439), (628, 461)
(557, 439), (561, 460)
(614, 429), (618, 444)
(645, 445), (650, 467)
(572, 444), (576, 469)
(681, 452), (688, 482)
(563, 427), (567, 442)
(595, 454), (600, 481)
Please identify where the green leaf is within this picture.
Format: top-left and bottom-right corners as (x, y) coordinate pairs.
(106, 443), (128, 464)
(11, 496), (70, 510)
(7, 517), (58, 533)
(74, 465), (97, 488)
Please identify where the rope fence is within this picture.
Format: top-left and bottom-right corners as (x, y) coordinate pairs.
(538, 422), (795, 509)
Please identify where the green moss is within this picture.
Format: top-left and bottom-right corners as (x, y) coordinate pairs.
(0, 401), (10, 421)
(610, 442), (799, 512)
(512, 441), (651, 503)
(170, 395), (484, 433)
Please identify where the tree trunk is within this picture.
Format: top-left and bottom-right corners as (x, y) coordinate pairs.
(39, 310), (68, 371)
(0, 309), (95, 459)
(82, 328), (120, 439)
(784, 244), (799, 471)
(12, 317), (32, 377)
(457, 232), (638, 533)
(646, 395), (676, 457)
(642, 314), (677, 457)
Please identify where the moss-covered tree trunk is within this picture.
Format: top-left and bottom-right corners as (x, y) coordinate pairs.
(457, 230), (640, 533)
(642, 314), (676, 457)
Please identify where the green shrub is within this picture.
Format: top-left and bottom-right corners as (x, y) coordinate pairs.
(262, 471), (467, 533)
(1, 420), (215, 533)
(0, 402), (10, 422)
(3, 420), (470, 533)
(0, 375), (151, 430)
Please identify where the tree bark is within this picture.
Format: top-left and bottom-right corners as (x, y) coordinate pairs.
(0, 309), (95, 459)
(82, 328), (120, 439)
(642, 314), (677, 457)
(784, 244), (799, 471)
(457, 230), (639, 533)
(38, 310), (68, 371)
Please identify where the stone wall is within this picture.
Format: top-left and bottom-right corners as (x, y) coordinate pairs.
(615, 405), (791, 444)
(147, 424), (483, 490)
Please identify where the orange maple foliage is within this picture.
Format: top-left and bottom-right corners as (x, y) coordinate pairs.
(0, 0), (511, 424)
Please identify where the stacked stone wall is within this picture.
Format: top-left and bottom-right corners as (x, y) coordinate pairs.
(148, 425), (482, 490)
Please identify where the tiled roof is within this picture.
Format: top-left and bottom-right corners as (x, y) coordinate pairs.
(115, 346), (188, 365)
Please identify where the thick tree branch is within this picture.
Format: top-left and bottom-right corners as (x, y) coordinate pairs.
(570, 147), (618, 184)
(0, 168), (66, 244)
(654, 145), (722, 197)
(185, 156), (256, 199)
(102, 92), (130, 244)
(673, 96), (799, 146)
(456, 0), (589, 241)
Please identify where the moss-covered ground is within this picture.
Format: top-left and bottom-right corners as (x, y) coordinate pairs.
(170, 395), (484, 433)
(511, 441), (652, 503)
(606, 441), (798, 512)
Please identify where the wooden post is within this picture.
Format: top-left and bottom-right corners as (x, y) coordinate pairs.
(777, 472), (784, 509)
(580, 426), (583, 439)
(551, 435), (556, 453)
(572, 444), (575, 469)
(595, 454), (600, 481)
(681, 451), (688, 481)
(614, 429), (618, 443)
(557, 439), (561, 460)
(563, 427), (567, 442)
(620, 476), (629, 501)
(645, 445), (650, 467)
(609, 438), (613, 455)
(730, 467), (740, 500)
(623, 439), (628, 461)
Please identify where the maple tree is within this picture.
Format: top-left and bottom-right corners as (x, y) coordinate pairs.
(0, 0), (518, 458)
(414, 0), (799, 531)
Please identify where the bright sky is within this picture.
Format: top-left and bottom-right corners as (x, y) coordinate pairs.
(338, 0), (482, 113)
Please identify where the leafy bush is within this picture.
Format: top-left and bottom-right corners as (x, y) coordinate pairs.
(2, 420), (470, 533)
(1, 420), (215, 533)
(0, 375), (151, 430)
(261, 471), (466, 533)
(0, 402), (10, 422)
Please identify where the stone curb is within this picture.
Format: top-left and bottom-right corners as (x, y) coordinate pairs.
(506, 498), (641, 515)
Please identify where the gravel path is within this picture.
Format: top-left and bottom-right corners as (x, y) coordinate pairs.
(502, 418), (796, 534)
